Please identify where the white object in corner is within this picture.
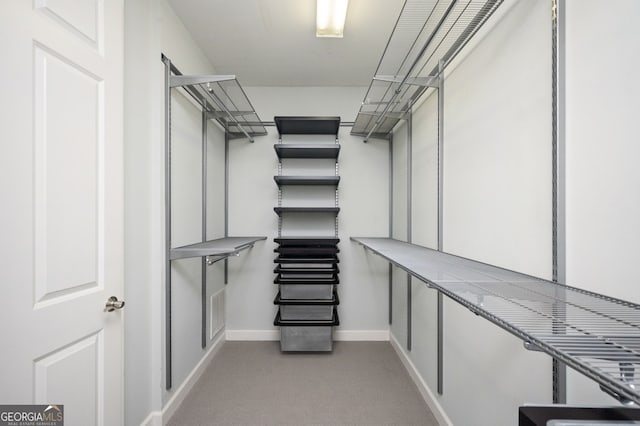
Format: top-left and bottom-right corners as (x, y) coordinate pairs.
(210, 288), (225, 340)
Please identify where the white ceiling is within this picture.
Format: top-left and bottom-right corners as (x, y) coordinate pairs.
(167, 0), (405, 87)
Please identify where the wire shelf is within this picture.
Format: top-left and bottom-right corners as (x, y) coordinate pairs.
(352, 0), (503, 140)
(170, 236), (267, 260)
(170, 74), (267, 141)
(351, 237), (640, 404)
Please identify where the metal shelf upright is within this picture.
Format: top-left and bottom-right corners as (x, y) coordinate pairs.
(162, 54), (267, 389)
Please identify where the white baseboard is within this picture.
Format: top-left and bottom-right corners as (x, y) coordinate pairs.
(142, 331), (225, 426)
(334, 329), (389, 341)
(225, 329), (389, 341)
(140, 411), (162, 426)
(225, 329), (279, 341)
(390, 333), (453, 426)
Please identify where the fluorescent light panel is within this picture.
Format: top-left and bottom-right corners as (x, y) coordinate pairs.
(316, 0), (348, 38)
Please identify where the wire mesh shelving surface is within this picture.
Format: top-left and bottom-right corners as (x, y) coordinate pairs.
(351, 237), (640, 404)
(170, 236), (267, 260)
(170, 73), (267, 140)
(352, 0), (503, 139)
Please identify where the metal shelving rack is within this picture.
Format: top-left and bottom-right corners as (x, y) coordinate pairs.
(274, 176), (341, 186)
(162, 54), (267, 389)
(351, 0), (503, 141)
(352, 237), (640, 406)
(273, 116), (342, 351)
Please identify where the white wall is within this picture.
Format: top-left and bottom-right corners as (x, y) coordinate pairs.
(124, 0), (226, 424)
(390, 0), (640, 424)
(124, 1), (161, 424)
(391, 1), (553, 425)
(226, 87), (390, 335)
(391, 122), (409, 348)
(564, 0), (640, 404)
(411, 95), (439, 250)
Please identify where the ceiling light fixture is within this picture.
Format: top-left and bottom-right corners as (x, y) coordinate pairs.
(316, 0), (348, 38)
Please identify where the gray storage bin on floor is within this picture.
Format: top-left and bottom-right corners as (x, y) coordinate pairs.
(280, 284), (334, 299)
(280, 304), (333, 320)
(280, 325), (333, 352)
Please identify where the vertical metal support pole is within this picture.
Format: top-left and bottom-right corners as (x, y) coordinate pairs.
(201, 108), (208, 349)
(437, 61), (445, 251)
(437, 60), (445, 395)
(552, 0), (567, 404)
(277, 134), (283, 238)
(163, 55), (173, 390)
(389, 134), (394, 325)
(407, 112), (413, 351)
(224, 123), (229, 284)
(335, 135), (339, 238)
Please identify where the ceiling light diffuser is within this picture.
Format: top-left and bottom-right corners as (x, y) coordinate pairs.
(316, 0), (349, 38)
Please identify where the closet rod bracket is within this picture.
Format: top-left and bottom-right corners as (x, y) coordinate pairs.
(524, 341), (543, 352)
(205, 252), (240, 265)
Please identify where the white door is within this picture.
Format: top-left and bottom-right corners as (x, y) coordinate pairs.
(0, 1), (124, 425)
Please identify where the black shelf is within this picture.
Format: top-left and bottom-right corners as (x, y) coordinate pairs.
(274, 116), (340, 135)
(274, 291), (339, 306)
(275, 255), (339, 264)
(274, 309), (340, 326)
(274, 176), (340, 186)
(274, 265), (339, 274)
(274, 207), (340, 215)
(274, 274), (339, 285)
(275, 246), (339, 255)
(274, 237), (340, 246)
(274, 144), (340, 159)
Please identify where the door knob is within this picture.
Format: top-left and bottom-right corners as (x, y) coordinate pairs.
(104, 296), (125, 312)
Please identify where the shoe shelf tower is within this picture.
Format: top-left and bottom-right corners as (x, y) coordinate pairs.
(272, 116), (341, 351)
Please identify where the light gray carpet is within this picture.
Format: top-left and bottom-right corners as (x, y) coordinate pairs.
(167, 341), (439, 426)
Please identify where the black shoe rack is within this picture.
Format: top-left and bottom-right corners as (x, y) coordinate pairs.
(273, 116), (341, 352)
